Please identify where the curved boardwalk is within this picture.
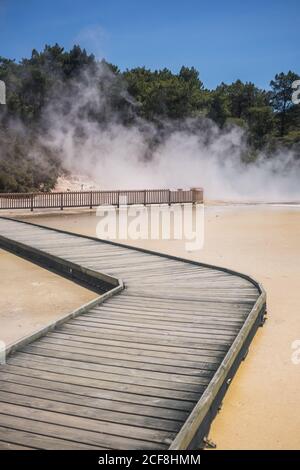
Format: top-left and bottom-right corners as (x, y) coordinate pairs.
(0, 217), (266, 450)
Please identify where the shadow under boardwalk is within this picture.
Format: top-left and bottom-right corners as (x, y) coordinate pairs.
(0, 217), (266, 450)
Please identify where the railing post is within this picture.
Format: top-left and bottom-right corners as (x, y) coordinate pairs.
(30, 193), (34, 212)
(144, 190), (146, 206)
(177, 189), (183, 205)
(90, 191), (93, 209)
(191, 187), (203, 204)
(117, 191), (120, 209)
(168, 189), (171, 206)
(60, 193), (63, 210)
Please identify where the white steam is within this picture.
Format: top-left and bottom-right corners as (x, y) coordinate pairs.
(41, 63), (300, 202)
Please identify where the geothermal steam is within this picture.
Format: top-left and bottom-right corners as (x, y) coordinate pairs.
(41, 63), (300, 202)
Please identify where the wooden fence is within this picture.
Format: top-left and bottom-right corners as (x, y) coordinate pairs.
(0, 188), (203, 211)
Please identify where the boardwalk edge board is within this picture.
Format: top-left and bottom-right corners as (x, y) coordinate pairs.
(0, 228), (123, 358)
(5, 285), (123, 359)
(170, 292), (266, 449)
(0, 233), (120, 293)
(0, 215), (266, 449)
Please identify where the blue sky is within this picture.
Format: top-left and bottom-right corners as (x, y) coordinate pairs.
(0, 0), (299, 89)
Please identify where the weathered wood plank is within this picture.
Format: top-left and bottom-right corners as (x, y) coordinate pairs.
(0, 396), (175, 444)
(0, 371), (197, 410)
(0, 427), (100, 449)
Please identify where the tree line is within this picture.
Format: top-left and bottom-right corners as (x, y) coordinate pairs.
(0, 44), (299, 192)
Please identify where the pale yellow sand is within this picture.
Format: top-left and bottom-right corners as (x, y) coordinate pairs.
(3, 204), (300, 449)
(0, 249), (96, 346)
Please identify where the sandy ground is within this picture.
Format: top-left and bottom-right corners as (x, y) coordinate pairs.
(0, 249), (96, 346)
(54, 174), (101, 192)
(2, 203), (300, 449)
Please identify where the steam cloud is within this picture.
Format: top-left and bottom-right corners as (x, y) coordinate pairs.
(40, 63), (300, 202)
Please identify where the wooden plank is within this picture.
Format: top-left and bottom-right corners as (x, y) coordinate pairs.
(38, 332), (222, 364)
(0, 426), (99, 450)
(0, 440), (34, 450)
(31, 337), (220, 370)
(0, 382), (183, 432)
(11, 349), (217, 384)
(80, 312), (241, 335)
(59, 323), (230, 352)
(0, 371), (197, 410)
(0, 410), (166, 449)
(35, 335), (229, 366)
(22, 343), (223, 376)
(4, 359), (209, 391)
(66, 320), (234, 345)
(0, 395), (175, 444)
(86, 308), (246, 327)
(8, 355), (208, 392)
(0, 378), (189, 421)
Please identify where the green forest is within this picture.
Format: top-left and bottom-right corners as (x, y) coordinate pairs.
(0, 44), (299, 193)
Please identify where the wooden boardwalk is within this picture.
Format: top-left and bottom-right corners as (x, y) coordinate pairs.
(0, 217), (266, 450)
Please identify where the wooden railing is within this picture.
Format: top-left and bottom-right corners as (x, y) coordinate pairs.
(0, 188), (203, 211)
